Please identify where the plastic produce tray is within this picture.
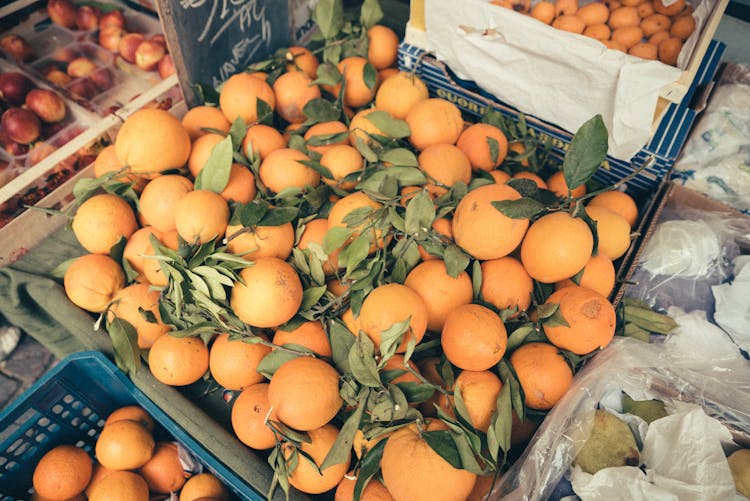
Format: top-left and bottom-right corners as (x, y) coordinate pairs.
(0, 350), (263, 500)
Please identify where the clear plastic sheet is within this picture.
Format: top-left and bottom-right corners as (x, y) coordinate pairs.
(494, 337), (750, 500)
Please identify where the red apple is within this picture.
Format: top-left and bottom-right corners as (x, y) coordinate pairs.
(67, 57), (97, 78)
(158, 53), (175, 80)
(0, 72), (35, 106)
(98, 25), (125, 53)
(47, 0), (77, 29)
(67, 78), (98, 100)
(27, 142), (56, 166)
(75, 5), (101, 31)
(118, 33), (144, 64)
(90, 67), (114, 91)
(5, 141), (29, 156)
(43, 68), (72, 86)
(149, 34), (168, 50)
(134, 40), (165, 71)
(51, 46), (77, 63)
(25, 89), (67, 123)
(0, 34), (34, 62)
(1, 107), (41, 144)
(99, 9), (126, 30)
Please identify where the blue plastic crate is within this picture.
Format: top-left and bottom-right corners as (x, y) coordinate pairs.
(0, 351), (262, 500)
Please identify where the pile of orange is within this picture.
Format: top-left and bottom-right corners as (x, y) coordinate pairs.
(492, 0), (696, 65)
(58, 14), (641, 500)
(30, 405), (230, 500)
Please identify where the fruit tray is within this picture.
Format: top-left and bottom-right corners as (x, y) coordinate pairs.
(0, 350), (262, 500)
(1, 0), (172, 117)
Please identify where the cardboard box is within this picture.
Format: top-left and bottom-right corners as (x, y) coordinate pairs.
(398, 40), (725, 192)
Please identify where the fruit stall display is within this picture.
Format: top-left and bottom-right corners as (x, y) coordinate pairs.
(1, 0), (748, 500)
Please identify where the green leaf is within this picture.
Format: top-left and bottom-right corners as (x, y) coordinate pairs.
(313, 0), (344, 38)
(301, 285), (327, 311)
(363, 61), (378, 91)
(360, 0), (384, 27)
(229, 117), (248, 150)
(303, 98), (341, 123)
(312, 62), (342, 87)
(49, 257), (76, 280)
(544, 307), (570, 328)
(108, 318), (141, 374)
(258, 206), (299, 226)
(378, 317), (411, 362)
(563, 115), (608, 190)
(257, 349), (303, 379)
(232, 199), (269, 227)
(330, 320), (356, 372)
(397, 382), (435, 404)
(494, 382), (513, 456)
(491, 198), (545, 220)
(451, 430), (485, 474)
(380, 148), (418, 167)
(195, 135), (233, 193)
(444, 245), (470, 278)
(507, 324), (534, 351)
(299, 159), (335, 180)
(423, 430), (462, 469)
(321, 388), (369, 470)
(497, 359), (524, 421)
(323, 226), (353, 254)
(348, 332), (382, 387)
(365, 111), (411, 138)
(323, 43), (343, 65)
(340, 233), (371, 273)
(354, 438), (387, 500)
(472, 259), (482, 299)
(405, 190), (436, 236)
(452, 385), (474, 430)
(257, 98), (274, 126)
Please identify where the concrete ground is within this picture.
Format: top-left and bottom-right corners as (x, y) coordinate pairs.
(0, 332), (56, 411)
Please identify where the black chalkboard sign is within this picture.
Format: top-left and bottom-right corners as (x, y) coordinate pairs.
(156, 0), (293, 107)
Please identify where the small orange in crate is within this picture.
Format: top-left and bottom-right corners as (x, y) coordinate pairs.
(418, 143), (472, 196)
(543, 284), (617, 354)
(139, 442), (186, 493)
(188, 132), (225, 177)
(510, 342), (574, 410)
(546, 170), (587, 198)
(96, 419), (155, 470)
(104, 405), (155, 432)
(231, 383), (278, 450)
(32, 445), (92, 500)
(179, 472), (229, 501)
(87, 470), (149, 501)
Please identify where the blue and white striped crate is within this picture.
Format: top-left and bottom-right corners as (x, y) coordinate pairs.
(398, 40), (726, 193)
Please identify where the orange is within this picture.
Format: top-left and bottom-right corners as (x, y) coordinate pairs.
(139, 442), (186, 494)
(297, 218), (340, 275)
(104, 405), (155, 432)
(336, 56), (377, 108)
(258, 147), (320, 193)
(148, 335), (209, 386)
(187, 132), (224, 178)
(638, 0), (655, 17)
(546, 170), (586, 198)
(328, 191), (386, 252)
(658, 37), (683, 66)
(268, 357), (342, 431)
(367, 25), (399, 70)
(181, 105), (231, 141)
(72, 193), (138, 254)
(442, 303), (508, 371)
(87, 470), (149, 501)
(512, 170), (548, 189)
(242, 123), (287, 161)
(115, 108), (191, 175)
(555, 0), (579, 15)
(375, 71), (429, 120)
(284, 424), (350, 494)
(480, 256), (534, 315)
(230, 257), (303, 328)
(555, 252), (616, 298)
(584, 23), (612, 39)
(349, 108), (387, 146)
(85, 463), (115, 498)
(608, 6), (640, 28)
(418, 143), (472, 196)
(64, 253), (125, 313)
(95, 419), (154, 470)
(640, 13), (671, 36)
(381, 421), (477, 501)
(456, 123), (509, 172)
(552, 14), (586, 33)
(467, 475), (498, 501)
(141, 229), (179, 287)
(379, 67), (399, 82)
(231, 383), (278, 450)
(440, 370), (503, 433)
(209, 333), (272, 390)
(381, 354), (422, 385)
(304, 120), (350, 156)
(509, 342), (573, 410)
(285, 46), (319, 79)
(93, 144), (145, 189)
(340, 307), (360, 336)
(404, 260), (473, 332)
(273, 320), (332, 357)
(405, 98), (464, 151)
(108, 283), (170, 349)
(123, 226), (162, 277)
(219, 72), (276, 124)
(452, 183), (529, 260)
(531, 1), (556, 23)
(335, 474), (394, 501)
(520, 211), (594, 283)
(489, 169), (512, 184)
(273, 70), (322, 124)
(653, 0), (684, 16)
(584, 205), (631, 260)
(352, 429), (391, 460)
(221, 163), (257, 203)
(629, 42), (658, 59)
(174, 189), (230, 244)
(32, 445), (92, 501)
(612, 26), (645, 49)
(179, 472), (229, 501)
(576, 2), (610, 25)
(542, 285), (616, 354)
(358, 283), (428, 353)
(670, 14), (695, 40)
(417, 217), (454, 261)
(587, 190), (638, 228)
(225, 221), (295, 260)
(138, 174), (194, 233)
(320, 144), (364, 190)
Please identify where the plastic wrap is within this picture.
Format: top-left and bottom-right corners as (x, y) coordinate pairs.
(672, 63), (750, 214)
(493, 337), (750, 500)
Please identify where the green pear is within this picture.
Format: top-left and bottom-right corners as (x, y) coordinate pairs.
(573, 409), (640, 474)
